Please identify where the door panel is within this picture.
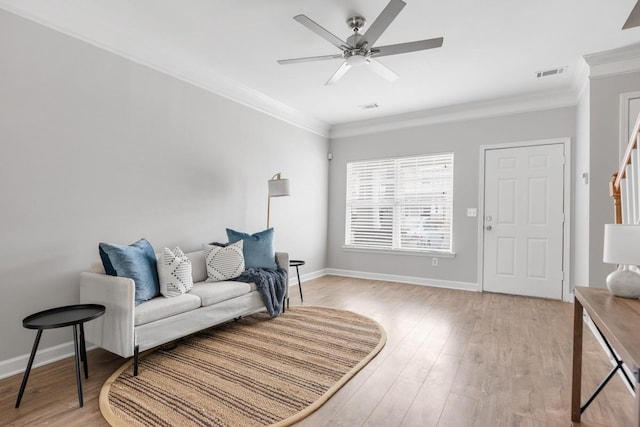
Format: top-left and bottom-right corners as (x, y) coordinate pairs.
(483, 144), (564, 299)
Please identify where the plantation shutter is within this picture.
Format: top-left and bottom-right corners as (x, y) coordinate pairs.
(345, 159), (395, 249)
(345, 153), (454, 253)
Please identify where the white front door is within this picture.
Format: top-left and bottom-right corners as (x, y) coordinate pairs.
(482, 144), (565, 299)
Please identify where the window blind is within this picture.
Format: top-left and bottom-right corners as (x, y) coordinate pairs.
(345, 153), (453, 253)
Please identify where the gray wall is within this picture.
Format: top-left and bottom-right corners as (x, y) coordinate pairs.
(328, 107), (576, 285)
(0, 10), (329, 363)
(574, 84), (591, 287)
(589, 71), (640, 286)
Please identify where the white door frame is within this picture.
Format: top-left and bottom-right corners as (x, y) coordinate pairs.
(477, 137), (572, 302)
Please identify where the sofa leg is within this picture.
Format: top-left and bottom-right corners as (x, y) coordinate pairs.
(133, 346), (139, 377)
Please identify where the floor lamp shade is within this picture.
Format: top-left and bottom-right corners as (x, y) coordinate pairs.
(267, 173), (290, 228)
(268, 177), (290, 198)
(603, 224), (640, 298)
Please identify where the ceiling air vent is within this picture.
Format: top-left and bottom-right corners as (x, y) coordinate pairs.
(535, 66), (568, 78)
(359, 103), (379, 110)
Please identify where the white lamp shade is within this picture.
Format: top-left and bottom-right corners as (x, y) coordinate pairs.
(603, 224), (640, 265)
(268, 178), (290, 197)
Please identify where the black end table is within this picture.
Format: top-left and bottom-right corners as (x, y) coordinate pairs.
(289, 260), (305, 306)
(15, 304), (105, 409)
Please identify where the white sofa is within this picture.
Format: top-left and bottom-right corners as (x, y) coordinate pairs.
(80, 250), (288, 375)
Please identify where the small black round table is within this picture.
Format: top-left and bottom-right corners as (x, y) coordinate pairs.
(15, 304), (105, 409)
(289, 260), (306, 306)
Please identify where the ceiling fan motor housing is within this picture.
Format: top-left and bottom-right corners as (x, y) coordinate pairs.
(346, 33), (365, 48)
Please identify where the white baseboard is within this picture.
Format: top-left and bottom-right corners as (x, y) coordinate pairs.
(325, 268), (479, 292)
(0, 340), (97, 380)
(288, 269), (327, 286)
(2, 268), (467, 379)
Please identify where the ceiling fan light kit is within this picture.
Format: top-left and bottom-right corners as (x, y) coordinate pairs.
(277, 0), (444, 85)
(345, 51), (369, 66)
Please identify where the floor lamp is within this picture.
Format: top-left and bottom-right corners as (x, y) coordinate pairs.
(267, 173), (290, 228)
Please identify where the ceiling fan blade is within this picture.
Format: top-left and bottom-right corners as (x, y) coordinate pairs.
(623, 0), (640, 29)
(372, 37), (444, 57)
(278, 54), (343, 65)
(325, 62), (351, 85)
(367, 59), (399, 82)
(358, 0), (406, 48)
(294, 14), (347, 50)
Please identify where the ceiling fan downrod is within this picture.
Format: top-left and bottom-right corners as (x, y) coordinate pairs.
(347, 16), (366, 33)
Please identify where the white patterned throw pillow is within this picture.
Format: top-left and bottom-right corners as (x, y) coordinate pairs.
(158, 247), (194, 297)
(204, 240), (245, 281)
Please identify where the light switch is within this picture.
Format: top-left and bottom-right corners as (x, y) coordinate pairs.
(467, 208), (477, 217)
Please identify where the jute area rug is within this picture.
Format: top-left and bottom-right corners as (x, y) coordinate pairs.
(100, 306), (386, 427)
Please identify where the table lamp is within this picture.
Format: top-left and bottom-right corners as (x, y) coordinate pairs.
(267, 173), (290, 228)
(603, 223), (640, 298)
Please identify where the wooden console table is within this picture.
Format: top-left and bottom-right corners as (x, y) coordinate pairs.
(572, 286), (640, 424)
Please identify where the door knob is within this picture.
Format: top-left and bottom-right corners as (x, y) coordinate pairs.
(485, 225), (492, 231)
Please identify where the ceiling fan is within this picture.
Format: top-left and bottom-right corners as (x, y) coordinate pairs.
(277, 0), (443, 85)
(623, 0), (640, 29)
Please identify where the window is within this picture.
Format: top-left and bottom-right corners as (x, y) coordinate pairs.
(345, 153), (454, 253)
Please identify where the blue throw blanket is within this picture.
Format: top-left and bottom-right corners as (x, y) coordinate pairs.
(232, 268), (287, 317)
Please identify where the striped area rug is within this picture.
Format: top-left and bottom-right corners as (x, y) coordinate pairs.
(100, 306), (386, 427)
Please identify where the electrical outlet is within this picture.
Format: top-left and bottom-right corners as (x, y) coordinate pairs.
(432, 258), (438, 267)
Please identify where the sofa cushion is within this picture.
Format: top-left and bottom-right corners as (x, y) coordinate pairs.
(189, 281), (252, 307)
(99, 238), (160, 305)
(204, 241), (245, 281)
(185, 250), (207, 283)
(158, 247), (194, 297)
(135, 293), (201, 326)
(226, 228), (277, 269)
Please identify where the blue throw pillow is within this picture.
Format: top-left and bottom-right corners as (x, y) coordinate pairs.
(226, 228), (277, 269)
(99, 238), (160, 305)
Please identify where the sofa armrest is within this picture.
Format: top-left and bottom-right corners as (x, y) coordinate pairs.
(275, 252), (289, 299)
(275, 252), (289, 271)
(80, 272), (136, 358)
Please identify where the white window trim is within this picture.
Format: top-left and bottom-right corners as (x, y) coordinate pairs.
(344, 152), (454, 254)
(342, 245), (456, 257)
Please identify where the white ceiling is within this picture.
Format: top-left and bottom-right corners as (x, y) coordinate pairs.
(2, 0), (640, 134)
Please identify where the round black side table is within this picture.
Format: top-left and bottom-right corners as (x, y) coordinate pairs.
(15, 304), (105, 409)
(289, 260), (306, 307)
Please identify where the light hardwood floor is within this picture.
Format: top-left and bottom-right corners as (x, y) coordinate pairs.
(0, 276), (634, 426)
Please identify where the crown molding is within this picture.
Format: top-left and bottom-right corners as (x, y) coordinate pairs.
(0, 4), (331, 138)
(330, 89), (578, 139)
(584, 42), (640, 79)
(201, 75), (330, 137)
(8, 1), (637, 141)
